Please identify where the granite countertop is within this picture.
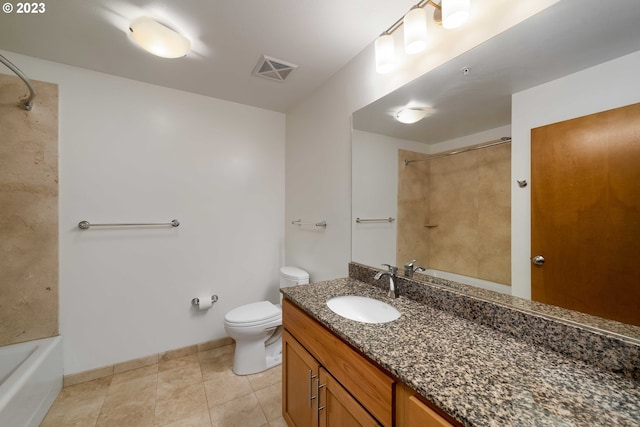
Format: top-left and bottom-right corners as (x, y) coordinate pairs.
(281, 277), (640, 427)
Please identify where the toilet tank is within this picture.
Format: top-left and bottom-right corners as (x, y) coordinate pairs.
(280, 266), (309, 288)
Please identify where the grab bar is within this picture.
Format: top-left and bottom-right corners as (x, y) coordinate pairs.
(0, 54), (36, 111)
(355, 217), (395, 223)
(291, 219), (327, 229)
(78, 219), (180, 230)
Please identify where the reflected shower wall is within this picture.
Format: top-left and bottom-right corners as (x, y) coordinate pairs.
(0, 74), (59, 346)
(397, 143), (511, 285)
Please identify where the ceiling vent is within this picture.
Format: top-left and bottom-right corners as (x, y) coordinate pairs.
(252, 55), (298, 82)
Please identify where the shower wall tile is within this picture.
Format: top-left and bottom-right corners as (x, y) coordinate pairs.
(396, 150), (430, 267)
(478, 144), (511, 284)
(0, 75), (59, 346)
(397, 145), (510, 285)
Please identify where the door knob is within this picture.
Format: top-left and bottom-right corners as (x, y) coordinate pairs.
(532, 255), (545, 266)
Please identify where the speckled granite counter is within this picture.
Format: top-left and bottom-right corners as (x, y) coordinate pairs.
(281, 277), (640, 427)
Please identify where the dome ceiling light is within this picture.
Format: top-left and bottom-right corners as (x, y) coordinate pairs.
(129, 17), (191, 59)
(395, 107), (433, 124)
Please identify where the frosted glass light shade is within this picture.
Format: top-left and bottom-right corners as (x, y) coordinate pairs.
(395, 108), (431, 124)
(404, 8), (427, 55)
(129, 17), (191, 58)
(375, 34), (395, 74)
(442, 0), (470, 29)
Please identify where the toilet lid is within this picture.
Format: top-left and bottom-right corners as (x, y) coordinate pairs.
(225, 301), (280, 324)
(281, 266), (309, 281)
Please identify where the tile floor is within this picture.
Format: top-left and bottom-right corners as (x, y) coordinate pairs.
(41, 344), (286, 427)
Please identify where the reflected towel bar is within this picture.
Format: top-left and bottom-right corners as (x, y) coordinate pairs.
(78, 219), (180, 230)
(356, 217), (395, 223)
(291, 219), (327, 229)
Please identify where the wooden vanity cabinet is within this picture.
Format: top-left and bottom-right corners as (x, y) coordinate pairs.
(396, 383), (457, 427)
(282, 329), (320, 427)
(283, 299), (393, 427)
(283, 331), (380, 427)
(282, 299), (457, 427)
(320, 367), (381, 427)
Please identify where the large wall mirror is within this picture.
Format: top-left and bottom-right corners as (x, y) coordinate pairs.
(351, 0), (640, 336)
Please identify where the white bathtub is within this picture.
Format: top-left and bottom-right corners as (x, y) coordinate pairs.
(0, 336), (63, 427)
(423, 269), (512, 295)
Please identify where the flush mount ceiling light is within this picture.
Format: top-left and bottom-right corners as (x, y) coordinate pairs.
(129, 17), (191, 58)
(395, 107), (433, 124)
(375, 0), (471, 73)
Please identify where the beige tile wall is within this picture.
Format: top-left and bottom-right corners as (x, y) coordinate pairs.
(397, 144), (511, 285)
(396, 150), (430, 268)
(0, 75), (59, 346)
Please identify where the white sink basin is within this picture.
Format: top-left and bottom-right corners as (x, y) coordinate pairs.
(326, 295), (401, 324)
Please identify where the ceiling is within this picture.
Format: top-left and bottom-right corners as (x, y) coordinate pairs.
(353, 0), (640, 144)
(0, 0), (417, 112)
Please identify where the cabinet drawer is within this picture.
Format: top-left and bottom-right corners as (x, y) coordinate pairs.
(283, 299), (395, 427)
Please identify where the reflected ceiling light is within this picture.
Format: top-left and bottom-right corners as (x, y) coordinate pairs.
(395, 107), (432, 124)
(129, 17), (191, 58)
(374, 0), (471, 73)
(442, 0), (470, 29)
(404, 7), (428, 55)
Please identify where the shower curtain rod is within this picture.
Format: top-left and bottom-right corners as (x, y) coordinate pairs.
(404, 137), (512, 166)
(0, 54), (36, 111)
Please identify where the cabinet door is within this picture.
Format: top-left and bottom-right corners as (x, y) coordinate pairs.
(319, 367), (381, 427)
(406, 396), (453, 427)
(283, 330), (320, 427)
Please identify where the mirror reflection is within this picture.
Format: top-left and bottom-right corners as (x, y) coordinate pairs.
(351, 1), (640, 333)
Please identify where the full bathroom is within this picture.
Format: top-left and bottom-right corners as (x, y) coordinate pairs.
(1, 0), (640, 426)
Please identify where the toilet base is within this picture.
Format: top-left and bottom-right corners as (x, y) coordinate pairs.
(232, 333), (282, 375)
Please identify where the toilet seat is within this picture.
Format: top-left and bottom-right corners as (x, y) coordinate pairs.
(224, 301), (281, 327)
(224, 266), (309, 375)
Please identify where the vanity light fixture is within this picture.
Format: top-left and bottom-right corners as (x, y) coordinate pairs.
(375, 0), (471, 73)
(129, 17), (191, 59)
(395, 107), (432, 124)
(375, 34), (396, 74)
(442, 0), (471, 29)
(404, 7), (428, 55)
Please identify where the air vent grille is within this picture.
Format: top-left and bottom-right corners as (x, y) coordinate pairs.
(252, 55), (298, 82)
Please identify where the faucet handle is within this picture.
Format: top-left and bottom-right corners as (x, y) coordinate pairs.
(404, 259), (417, 268)
(381, 264), (398, 274)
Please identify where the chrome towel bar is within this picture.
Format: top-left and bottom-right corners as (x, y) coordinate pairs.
(291, 219), (327, 229)
(355, 217), (395, 223)
(78, 219), (180, 230)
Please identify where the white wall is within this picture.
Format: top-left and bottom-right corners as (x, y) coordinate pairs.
(511, 50), (640, 299)
(1, 50), (285, 374)
(285, 1), (559, 281)
(351, 130), (430, 268)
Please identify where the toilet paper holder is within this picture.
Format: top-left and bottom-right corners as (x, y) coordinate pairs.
(191, 295), (219, 306)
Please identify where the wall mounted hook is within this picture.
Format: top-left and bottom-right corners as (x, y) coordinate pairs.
(517, 180), (528, 188)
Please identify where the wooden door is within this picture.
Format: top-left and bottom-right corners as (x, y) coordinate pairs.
(531, 103), (640, 326)
(319, 367), (381, 427)
(283, 330), (320, 427)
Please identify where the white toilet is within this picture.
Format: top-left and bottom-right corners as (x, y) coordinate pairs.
(224, 266), (309, 375)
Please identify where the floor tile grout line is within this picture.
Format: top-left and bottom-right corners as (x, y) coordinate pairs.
(93, 377), (112, 427)
(198, 357), (215, 427)
(151, 370), (159, 427)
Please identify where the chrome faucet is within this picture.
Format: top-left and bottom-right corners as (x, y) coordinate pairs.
(374, 264), (399, 298)
(404, 259), (426, 278)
